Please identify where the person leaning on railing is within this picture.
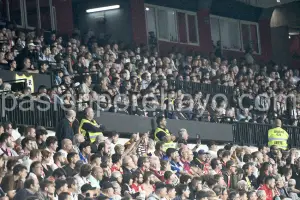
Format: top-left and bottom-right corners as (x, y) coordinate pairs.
(79, 107), (105, 143)
(267, 119), (289, 150)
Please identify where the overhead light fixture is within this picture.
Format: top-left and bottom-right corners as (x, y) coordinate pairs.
(277, 0), (280, 2)
(145, 7), (149, 11)
(86, 5), (120, 13)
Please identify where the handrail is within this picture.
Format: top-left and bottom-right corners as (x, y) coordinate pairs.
(167, 79), (234, 95)
(0, 97), (300, 146)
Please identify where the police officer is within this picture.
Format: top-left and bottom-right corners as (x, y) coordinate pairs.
(79, 107), (104, 143)
(268, 119), (289, 150)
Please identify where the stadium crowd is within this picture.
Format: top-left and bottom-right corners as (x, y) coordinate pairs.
(0, 25), (299, 125)
(0, 117), (300, 200)
(0, 15), (299, 200)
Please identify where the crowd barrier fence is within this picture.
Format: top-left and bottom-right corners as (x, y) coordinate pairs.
(167, 80), (234, 95)
(1, 98), (300, 147)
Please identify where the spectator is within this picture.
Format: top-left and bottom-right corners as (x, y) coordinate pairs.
(56, 110), (77, 147)
(147, 182), (167, 200)
(258, 176), (276, 200)
(63, 152), (79, 177)
(23, 149), (42, 171)
(1, 164), (27, 198)
(88, 166), (103, 189)
(79, 141), (91, 163)
(14, 178), (40, 200)
(55, 179), (69, 196)
(36, 129), (48, 149)
(222, 160), (238, 189)
(41, 150), (53, 178)
(79, 107), (104, 143)
(74, 164), (92, 193)
(66, 177), (79, 200)
(38, 179), (56, 200)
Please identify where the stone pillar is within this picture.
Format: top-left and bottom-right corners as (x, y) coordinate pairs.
(258, 8), (273, 62)
(197, 0), (213, 53)
(130, 0), (147, 46)
(53, 0), (74, 35)
(270, 8), (289, 65)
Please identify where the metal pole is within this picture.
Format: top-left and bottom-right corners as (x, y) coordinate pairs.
(23, 0), (28, 28)
(37, 0), (41, 29)
(49, 0), (54, 30)
(6, 0), (10, 21)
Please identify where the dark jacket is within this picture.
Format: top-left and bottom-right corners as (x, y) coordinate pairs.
(243, 174), (258, 189)
(56, 118), (74, 148)
(222, 169), (238, 189)
(13, 189), (37, 200)
(188, 183), (198, 200)
(190, 158), (205, 170)
(291, 164), (300, 189)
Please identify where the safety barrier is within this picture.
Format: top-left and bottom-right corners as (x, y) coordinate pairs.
(233, 122), (300, 148)
(0, 98), (61, 129)
(168, 80), (234, 95)
(1, 96), (300, 147)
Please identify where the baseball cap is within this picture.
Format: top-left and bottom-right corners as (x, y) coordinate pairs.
(155, 182), (166, 190)
(28, 42), (36, 47)
(198, 149), (209, 155)
(130, 71), (137, 77)
(102, 182), (114, 190)
(81, 184), (96, 193)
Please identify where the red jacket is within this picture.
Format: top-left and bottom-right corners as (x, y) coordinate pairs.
(258, 184), (274, 200)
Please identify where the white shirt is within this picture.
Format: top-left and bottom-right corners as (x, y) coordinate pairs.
(207, 150), (218, 159)
(23, 157), (33, 170)
(59, 149), (68, 159)
(88, 175), (100, 189)
(74, 174), (89, 193)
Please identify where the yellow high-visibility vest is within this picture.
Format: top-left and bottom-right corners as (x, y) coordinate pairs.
(268, 127), (289, 150)
(154, 127), (170, 141)
(15, 74), (34, 91)
(162, 142), (177, 152)
(79, 118), (103, 143)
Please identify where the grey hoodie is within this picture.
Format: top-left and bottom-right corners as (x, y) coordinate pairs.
(147, 192), (161, 200)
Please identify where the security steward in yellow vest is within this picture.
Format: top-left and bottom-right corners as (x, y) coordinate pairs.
(154, 116), (176, 151)
(268, 119), (289, 150)
(79, 107), (104, 143)
(154, 116), (171, 141)
(162, 135), (177, 152)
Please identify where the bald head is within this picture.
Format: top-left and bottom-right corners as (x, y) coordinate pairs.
(150, 156), (160, 170)
(61, 139), (73, 152)
(74, 134), (84, 144)
(275, 119), (282, 127)
(65, 110), (76, 122)
(123, 156), (132, 165)
(85, 107), (94, 120)
(179, 128), (188, 140)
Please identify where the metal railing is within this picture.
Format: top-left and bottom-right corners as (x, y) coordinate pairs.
(233, 122), (300, 148)
(168, 80), (234, 95)
(1, 96), (300, 147)
(0, 98), (61, 129)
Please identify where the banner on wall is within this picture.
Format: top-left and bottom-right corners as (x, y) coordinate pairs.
(15, 74), (34, 92)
